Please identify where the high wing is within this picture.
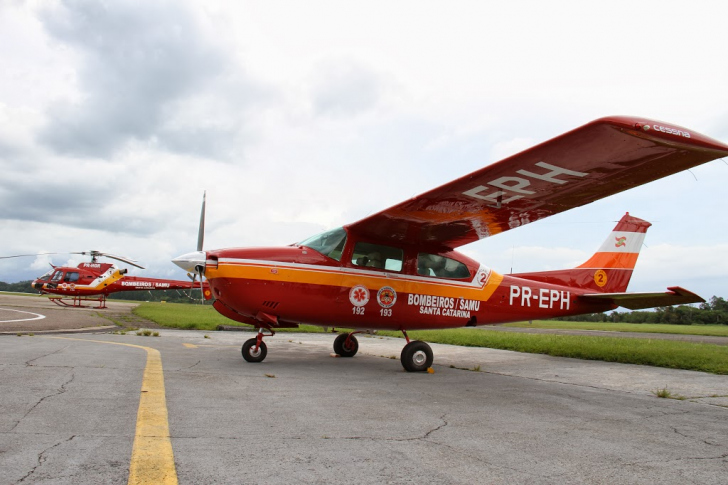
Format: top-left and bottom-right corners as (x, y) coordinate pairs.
(346, 116), (728, 248)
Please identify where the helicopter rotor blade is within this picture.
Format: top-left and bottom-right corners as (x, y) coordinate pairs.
(71, 251), (145, 269)
(0, 252), (61, 260)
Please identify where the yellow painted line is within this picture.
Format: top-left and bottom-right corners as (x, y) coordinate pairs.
(182, 343), (197, 348)
(47, 337), (178, 485)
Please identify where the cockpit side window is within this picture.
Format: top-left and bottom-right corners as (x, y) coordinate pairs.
(64, 272), (80, 282)
(50, 271), (64, 282)
(417, 253), (471, 279)
(299, 227), (347, 261)
(351, 242), (403, 272)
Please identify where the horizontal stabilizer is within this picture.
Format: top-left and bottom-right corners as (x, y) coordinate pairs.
(579, 286), (704, 310)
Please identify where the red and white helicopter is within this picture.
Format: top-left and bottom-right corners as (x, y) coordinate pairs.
(174, 116), (728, 371)
(2, 250), (209, 309)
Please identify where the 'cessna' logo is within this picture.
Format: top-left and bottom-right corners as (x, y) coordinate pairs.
(650, 124), (691, 139)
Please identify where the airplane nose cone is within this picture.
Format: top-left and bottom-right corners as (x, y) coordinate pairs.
(172, 251), (206, 273)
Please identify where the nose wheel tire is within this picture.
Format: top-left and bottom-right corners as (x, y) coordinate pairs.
(401, 340), (433, 372)
(242, 338), (267, 363)
(333, 333), (359, 357)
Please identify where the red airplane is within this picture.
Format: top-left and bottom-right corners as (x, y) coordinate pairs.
(173, 116), (728, 371)
(2, 250), (209, 308)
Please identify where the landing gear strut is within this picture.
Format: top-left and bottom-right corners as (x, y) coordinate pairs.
(400, 330), (433, 372)
(242, 328), (274, 363)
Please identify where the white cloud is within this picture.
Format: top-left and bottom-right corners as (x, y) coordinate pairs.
(1, 0), (727, 304)
(30, 253), (54, 271)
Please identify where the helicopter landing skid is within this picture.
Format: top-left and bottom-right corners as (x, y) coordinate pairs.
(49, 295), (108, 309)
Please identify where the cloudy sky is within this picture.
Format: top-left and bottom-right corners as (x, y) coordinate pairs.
(1, 0), (728, 301)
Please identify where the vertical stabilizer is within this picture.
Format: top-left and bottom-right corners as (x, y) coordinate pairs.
(512, 213), (650, 292)
(577, 213), (650, 273)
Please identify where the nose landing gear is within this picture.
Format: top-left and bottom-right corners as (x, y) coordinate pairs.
(242, 328), (274, 363)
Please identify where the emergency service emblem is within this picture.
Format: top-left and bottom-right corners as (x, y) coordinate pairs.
(349, 285), (370, 307)
(377, 286), (397, 308)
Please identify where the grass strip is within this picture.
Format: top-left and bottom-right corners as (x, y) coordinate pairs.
(503, 320), (728, 337)
(133, 302), (325, 333)
(378, 328), (728, 375)
(134, 303), (728, 374)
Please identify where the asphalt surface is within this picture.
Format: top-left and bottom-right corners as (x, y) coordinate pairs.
(1, 294), (727, 484)
(0, 293), (139, 334)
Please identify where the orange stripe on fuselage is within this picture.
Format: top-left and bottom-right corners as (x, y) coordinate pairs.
(207, 261), (504, 302)
(577, 252), (639, 269)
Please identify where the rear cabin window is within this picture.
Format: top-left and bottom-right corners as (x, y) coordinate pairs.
(351, 242), (403, 272)
(417, 253), (471, 279)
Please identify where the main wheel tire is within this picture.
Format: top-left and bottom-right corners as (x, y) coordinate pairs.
(333, 333), (359, 357)
(242, 338), (267, 363)
(401, 340), (433, 372)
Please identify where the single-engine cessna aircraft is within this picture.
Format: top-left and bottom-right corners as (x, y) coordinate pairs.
(174, 116), (728, 371)
(1, 250), (209, 308)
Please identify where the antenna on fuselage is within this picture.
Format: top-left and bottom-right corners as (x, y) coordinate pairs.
(510, 245), (515, 274)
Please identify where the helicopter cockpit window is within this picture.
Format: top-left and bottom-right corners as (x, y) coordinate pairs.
(417, 253), (471, 279)
(64, 272), (79, 283)
(352, 242), (403, 272)
(37, 270), (54, 282)
(50, 271), (64, 282)
(298, 227), (347, 261)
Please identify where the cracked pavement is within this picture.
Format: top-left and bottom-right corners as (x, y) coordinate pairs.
(0, 330), (726, 484)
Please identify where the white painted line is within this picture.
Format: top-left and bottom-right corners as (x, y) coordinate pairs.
(0, 307), (46, 323)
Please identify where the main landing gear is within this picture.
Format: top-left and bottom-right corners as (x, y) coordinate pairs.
(399, 330), (433, 372)
(241, 328), (434, 372)
(331, 330), (433, 372)
(333, 332), (359, 357)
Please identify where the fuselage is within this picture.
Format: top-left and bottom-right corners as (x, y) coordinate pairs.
(32, 262), (203, 297)
(186, 230), (616, 332)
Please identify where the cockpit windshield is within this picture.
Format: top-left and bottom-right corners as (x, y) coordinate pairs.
(37, 268), (55, 281)
(37, 269), (54, 282)
(299, 227), (347, 261)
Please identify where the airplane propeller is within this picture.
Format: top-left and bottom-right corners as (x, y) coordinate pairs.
(197, 191), (206, 254)
(174, 191), (208, 304)
(195, 192), (207, 303)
